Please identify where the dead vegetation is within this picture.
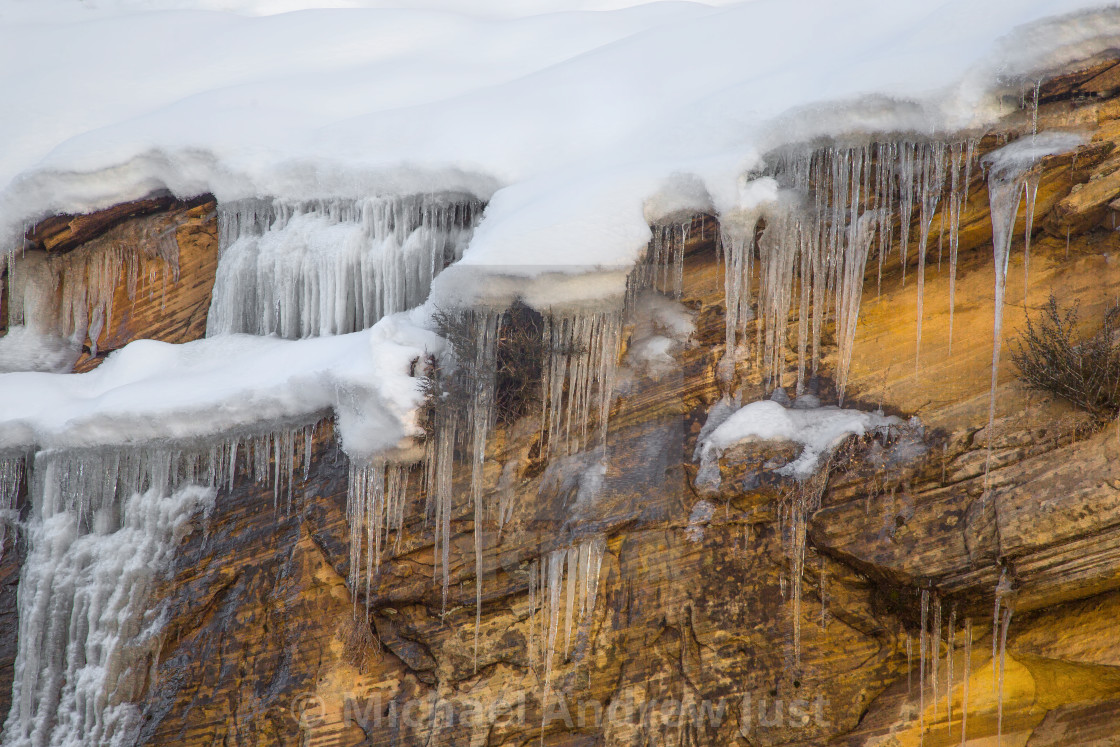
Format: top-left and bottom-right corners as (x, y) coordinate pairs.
(1012, 293), (1120, 422)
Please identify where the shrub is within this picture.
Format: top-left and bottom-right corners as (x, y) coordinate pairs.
(1011, 293), (1120, 421)
(422, 302), (548, 434)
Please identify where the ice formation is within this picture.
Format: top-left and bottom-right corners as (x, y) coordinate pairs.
(208, 196), (481, 338)
(0, 453), (24, 557)
(3, 468), (215, 747)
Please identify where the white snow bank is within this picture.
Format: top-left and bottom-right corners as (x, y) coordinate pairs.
(1, 1), (1118, 307)
(0, 312), (440, 457)
(699, 399), (902, 479)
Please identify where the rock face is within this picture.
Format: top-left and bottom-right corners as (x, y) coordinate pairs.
(6, 60), (1120, 746)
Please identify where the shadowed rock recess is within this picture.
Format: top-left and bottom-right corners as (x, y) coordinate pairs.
(6, 58), (1120, 747)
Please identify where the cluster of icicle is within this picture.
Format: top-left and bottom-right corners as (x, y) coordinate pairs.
(626, 218), (695, 304)
(0, 454), (24, 558)
(527, 537), (605, 722)
(1, 422), (319, 747)
(410, 302), (622, 672)
(729, 130), (1085, 438)
(540, 309), (624, 458)
(905, 581), (1014, 747)
(346, 460), (412, 614)
(207, 195), (482, 338)
(40, 422), (318, 520)
(721, 139), (980, 402)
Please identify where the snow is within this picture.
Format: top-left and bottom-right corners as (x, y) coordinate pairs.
(2, 1), (1119, 308)
(0, 327), (80, 374)
(0, 312), (440, 458)
(699, 399), (902, 478)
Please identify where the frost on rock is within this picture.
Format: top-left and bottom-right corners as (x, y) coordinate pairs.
(208, 195), (481, 339)
(619, 291), (694, 382)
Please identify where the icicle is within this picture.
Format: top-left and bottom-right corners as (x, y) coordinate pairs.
(931, 595), (942, 721)
(947, 606), (956, 726)
(1023, 174), (1040, 303)
(899, 141), (916, 287)
(428, 413), (456, 614)
(564, 546), (579, 658)
(947, 143), (963, 353)
(920, 589), (929, 745)
(786, 478), (825, 667)
(797, 220), (812, 394)
(819, 556), (828, 629)
(961, 618), (972, 745)
(907, 632), (914, 697)
(471, 312), (500, 672)
(992, 568), (1006, 685)
(527, 558), (539, 674)
(996, 606), (1012, 746)
(915, 142), (946, 369)
(542, 548), (565, 726)
(835, 211), (877, 404)
(1031, 79), (1041, 137)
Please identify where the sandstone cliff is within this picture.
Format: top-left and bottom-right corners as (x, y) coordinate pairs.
(3, 58), (1120, 747)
